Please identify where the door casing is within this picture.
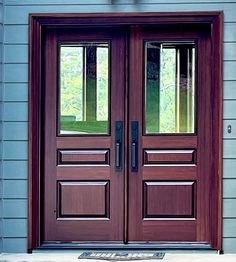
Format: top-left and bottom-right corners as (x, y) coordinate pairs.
(28, 12), (223, 252)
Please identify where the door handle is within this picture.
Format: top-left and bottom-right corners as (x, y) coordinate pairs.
(115, 121), (123, 171)
(131, 121), (138, 171)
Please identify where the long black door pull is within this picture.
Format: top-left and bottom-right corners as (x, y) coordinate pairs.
(115, 121), (123, 171)
(131, 121), (138, 172)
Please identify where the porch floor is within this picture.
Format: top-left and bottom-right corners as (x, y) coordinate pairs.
(1, 253), (236, 262)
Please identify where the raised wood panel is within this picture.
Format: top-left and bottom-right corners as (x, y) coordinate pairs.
(58, 181), (109, 218)
(144, 149), (196, 165)
(143, 181), (195, 218)
(58, 150), (109, 165)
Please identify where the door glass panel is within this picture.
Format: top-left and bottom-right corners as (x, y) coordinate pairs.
(145, 42), (196, 134)
(59, 43), (109, 135)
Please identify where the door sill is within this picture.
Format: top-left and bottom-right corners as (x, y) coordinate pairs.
(39, 242), (212, 250)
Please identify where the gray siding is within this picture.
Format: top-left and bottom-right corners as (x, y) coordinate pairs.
(0, 0), (3, 253)
(1, 0), (236, 253)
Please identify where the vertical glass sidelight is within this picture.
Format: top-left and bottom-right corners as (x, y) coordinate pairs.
(59, 43), (109, 134)
(145, 42), (196, 134)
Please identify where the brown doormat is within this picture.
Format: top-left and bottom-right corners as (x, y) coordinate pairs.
(78, 252), (165, 260)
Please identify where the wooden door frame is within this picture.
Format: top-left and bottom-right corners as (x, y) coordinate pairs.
(28, 12), (223, 252)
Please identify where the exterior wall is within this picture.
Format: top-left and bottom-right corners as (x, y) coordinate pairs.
(0, 0), (236, 253)
(0, 0), (3, 253)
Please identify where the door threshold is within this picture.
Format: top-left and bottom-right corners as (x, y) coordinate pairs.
(38, 242), (212, 250)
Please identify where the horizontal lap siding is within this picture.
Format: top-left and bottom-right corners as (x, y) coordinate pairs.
(0, 0), (3, 253)
(1, 0), (236, 253)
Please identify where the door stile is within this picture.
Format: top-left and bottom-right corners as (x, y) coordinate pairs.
(128, 26), (143, 241)
(109, 30), (127, 240)
(196, 31), (212, 242)
(124, 31), (129, 244)
(43, 28), (58, 242)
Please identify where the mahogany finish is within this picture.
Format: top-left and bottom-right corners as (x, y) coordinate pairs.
(128, 24), (221, 245)
(29, 12), (222, 251)
(59, 181), (109, 217)
(58, 150), (109, 165)
(144, 181), (195, 217)
(41, 27), (126, 242)
(144, 150), (196, 164)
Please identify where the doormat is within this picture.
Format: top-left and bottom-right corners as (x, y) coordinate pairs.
(78, 252), (165, 261)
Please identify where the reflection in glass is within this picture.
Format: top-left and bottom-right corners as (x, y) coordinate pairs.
(60, 43), (109, 134)
(145, 42), (195, 134)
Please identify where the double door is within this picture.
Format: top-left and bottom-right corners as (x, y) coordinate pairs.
(42, 24), (214, 246)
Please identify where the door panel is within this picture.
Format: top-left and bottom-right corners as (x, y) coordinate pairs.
(42, 27), (126, 242)
(128, 26), (212, 242)
(42, 24), (216, 246)
(143, 181), (195, 218)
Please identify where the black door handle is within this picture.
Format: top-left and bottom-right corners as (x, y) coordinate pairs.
(131, 121), (138, 171)
(115, 121), (123, 171)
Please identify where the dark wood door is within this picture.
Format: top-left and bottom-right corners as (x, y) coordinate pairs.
(128, 25), (213, 243)
(42, 24), (217, 246)
(42, 27), (126, 242)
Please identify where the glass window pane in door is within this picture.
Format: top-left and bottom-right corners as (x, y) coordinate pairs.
(145, 42), (196, 134)
(59, 43), (109, 135)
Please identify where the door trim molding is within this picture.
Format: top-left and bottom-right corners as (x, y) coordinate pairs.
(29, 11), (223, 252)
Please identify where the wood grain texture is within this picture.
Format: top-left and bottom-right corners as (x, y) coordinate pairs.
(144, 149), (196, 164)
(144, 181), (195, 218)
(59, 181), (109, 217)
(58, 150), (109, 165)
(29, 12), (222, 251)
(42, 26), (125, 243)
(127, 16), (222, 248)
